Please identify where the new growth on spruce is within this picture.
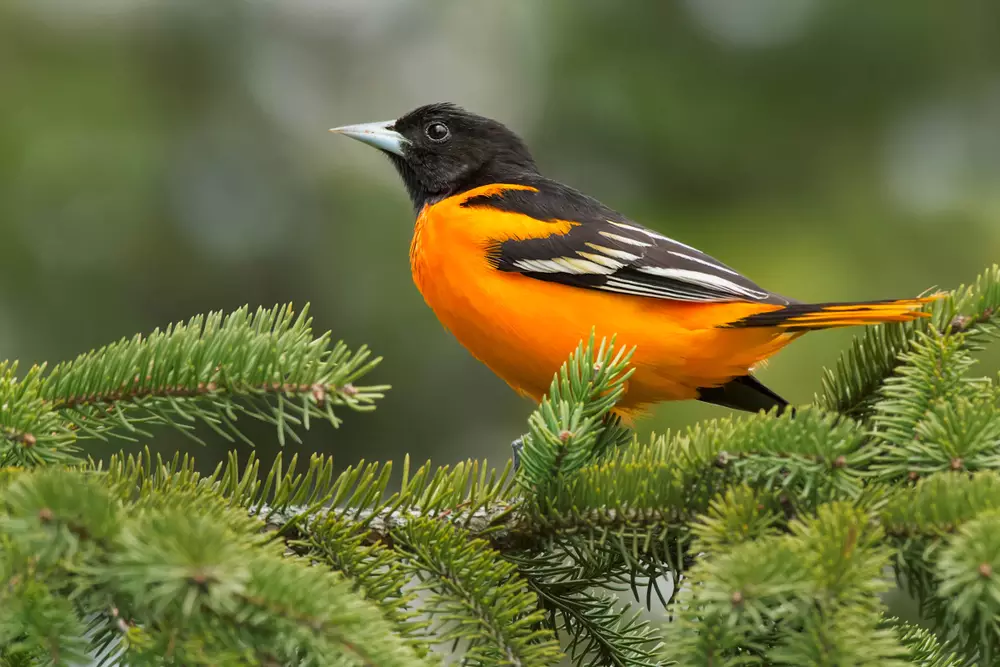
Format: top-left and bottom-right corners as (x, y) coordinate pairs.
(1, 265), (999, 666)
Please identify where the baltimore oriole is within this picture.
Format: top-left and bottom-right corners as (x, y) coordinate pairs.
(331, 103), (934, 419)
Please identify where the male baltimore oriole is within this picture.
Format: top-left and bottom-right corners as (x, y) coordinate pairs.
(331, 103), (934, 419)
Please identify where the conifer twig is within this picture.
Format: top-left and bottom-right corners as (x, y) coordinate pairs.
(821, 264), (1000, 417)
(40, 304), (388, 447)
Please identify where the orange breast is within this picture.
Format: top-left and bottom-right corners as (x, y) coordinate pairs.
(408, 184), (792, 415)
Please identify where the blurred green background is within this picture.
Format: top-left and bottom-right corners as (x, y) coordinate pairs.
(2, 0), (998, 473)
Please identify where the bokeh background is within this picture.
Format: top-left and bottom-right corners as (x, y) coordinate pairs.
(2, 0), (999, 475)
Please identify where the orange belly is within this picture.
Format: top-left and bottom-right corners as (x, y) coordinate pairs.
(409, 185), (793, 416)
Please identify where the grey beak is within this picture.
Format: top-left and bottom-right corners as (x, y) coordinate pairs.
(329, 120), (407, 156)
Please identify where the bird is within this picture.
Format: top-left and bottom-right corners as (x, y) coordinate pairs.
(330, 103), (935, 420)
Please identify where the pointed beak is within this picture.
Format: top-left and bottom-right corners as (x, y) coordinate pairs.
(329, 120), (408, 157)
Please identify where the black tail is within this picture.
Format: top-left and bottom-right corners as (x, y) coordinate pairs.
(697, 375), (790, 415)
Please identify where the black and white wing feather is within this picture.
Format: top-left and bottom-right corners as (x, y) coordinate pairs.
(468, 180), (791, 305)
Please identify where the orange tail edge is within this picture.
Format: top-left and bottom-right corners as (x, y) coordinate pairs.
(733, 294), (944, 331)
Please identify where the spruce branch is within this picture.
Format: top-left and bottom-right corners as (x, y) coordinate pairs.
(510, 550), (666, 667)
(887, 618), (964, 667)
(690, 485), (781, 553)
(392, 519), (562, 666)
(821, 264), (1000, 418)
(94, 448), (521, 550)
(0, 590), (91, 667)
(881, 471), (1000, 538)
(870, 329), (1000, 481)
(881, 473), (1000, 664)
(292, 514), (433, 655)
(42, 304), (387, 447)
(0, 363), (78, 468)
(229, 409), (873, 569)
(669, 503), (906, 665)
(0, 467), (430, 667)
(533, 407), (872, 562)
(518, 332), (635, 492)
(935, 510), (1000, 663)
(205, 408), (881, 594)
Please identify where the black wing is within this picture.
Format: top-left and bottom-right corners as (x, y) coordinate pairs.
(465, 179), (792, 305)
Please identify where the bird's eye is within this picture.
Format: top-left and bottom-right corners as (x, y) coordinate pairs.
(425, 121), (450, 143)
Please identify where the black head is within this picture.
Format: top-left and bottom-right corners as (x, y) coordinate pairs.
(331, 103), (538, 210)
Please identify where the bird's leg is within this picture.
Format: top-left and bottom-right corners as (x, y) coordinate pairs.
(511, 436), (525, 471)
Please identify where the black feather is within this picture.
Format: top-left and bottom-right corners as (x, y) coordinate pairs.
(467, 180), (791, 305)
(697, 375), (790, 414)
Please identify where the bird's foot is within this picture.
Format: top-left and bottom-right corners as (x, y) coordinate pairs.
(511, 436), (525, 472)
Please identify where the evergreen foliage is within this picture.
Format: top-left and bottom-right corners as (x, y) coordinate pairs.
(1, 264), (999, 665)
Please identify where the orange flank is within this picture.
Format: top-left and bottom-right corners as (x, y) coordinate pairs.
(409, 184), (934, 417)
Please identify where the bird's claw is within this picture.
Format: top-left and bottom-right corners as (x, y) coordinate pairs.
(511, 436), (525, 471)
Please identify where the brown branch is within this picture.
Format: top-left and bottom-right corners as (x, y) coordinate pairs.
(48, 381), (355, 411)
(264, 503), (691, 555)
(3, 428), (37, 448)
(947, 307), (996, 335)
(263, 496), (954, 560)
